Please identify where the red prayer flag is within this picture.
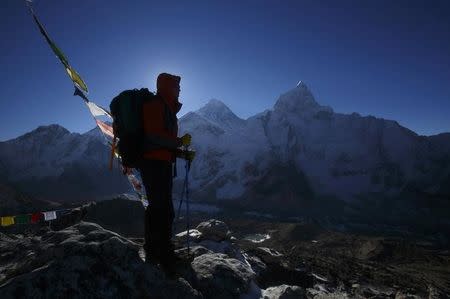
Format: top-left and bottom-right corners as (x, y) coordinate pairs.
(96, 120), (114, 138)
(31, 212), (43, 223)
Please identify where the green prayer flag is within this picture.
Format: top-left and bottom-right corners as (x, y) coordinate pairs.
(15, 214), (31, 224)
(31, 9), (89, 93)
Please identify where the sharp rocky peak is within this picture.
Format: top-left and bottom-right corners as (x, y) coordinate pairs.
(274, 81), (322, 113)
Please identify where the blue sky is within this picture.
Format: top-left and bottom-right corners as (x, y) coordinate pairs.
(1, 0), (449, 141)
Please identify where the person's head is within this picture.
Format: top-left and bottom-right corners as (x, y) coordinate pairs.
(157, 73), (181, 100)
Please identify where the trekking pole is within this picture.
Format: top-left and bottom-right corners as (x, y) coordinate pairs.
(174, 162), (188, 235)
(185, 158), (191, 256)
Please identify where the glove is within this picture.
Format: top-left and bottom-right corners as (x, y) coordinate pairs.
(185, 150), (196, 162)
(178, 133), (192, 147)
(177, 149), (196, 161)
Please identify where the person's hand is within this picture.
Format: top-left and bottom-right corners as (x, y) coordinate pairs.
(184, 149), (196, 162)
(178, 133), (192, 147)
(177, 149), (196, 161)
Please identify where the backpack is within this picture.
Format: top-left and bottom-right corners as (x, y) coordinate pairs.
(110, 88), (155, 168)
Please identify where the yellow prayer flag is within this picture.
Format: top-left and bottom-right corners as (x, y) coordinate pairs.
(1, 216), (15, 226)
(65, 67), (88, 93)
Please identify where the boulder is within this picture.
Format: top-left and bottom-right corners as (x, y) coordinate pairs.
(0, 222), (201, 299)
(244, 254), (267, 276)
(196, 219), (231, 242)
(246, 247), (313, 289)
(251, 247), (284, 265)
(262, 285), (307, 299)
(191, 253), (255, 299)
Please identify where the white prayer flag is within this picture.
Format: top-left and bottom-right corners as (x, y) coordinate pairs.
(43, 211), (57, 221)
(86, 102), (110, 118)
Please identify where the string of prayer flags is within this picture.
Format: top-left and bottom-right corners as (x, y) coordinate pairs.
(28, 5), (88, 93)
(26, 2), (149, 209)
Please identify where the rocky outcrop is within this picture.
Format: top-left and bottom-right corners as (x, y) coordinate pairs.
(2, 218), (439, 298)
(0, 222), (200, 299)
(0, 219), (312, 299)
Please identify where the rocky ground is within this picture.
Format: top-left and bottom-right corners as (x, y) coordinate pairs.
(0, 201), (449, 298)
(227, 218), (450, 298)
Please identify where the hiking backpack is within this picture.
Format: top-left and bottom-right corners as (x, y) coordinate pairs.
(109, 88), (155, 168)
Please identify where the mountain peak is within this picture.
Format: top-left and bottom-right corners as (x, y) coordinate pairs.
(12, 124), (70, 142)
(196, 99), (244, 128)
(199, 99), (230, 112)
(296, 80), (306, 88)
(35, 124), (70, 134)
(274, 81), (321, 113)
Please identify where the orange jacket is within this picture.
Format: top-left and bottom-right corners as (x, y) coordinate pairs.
(142, 97), (178, 161)
(142, 73), (182, 162)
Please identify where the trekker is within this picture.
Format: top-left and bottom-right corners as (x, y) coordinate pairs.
(138, 73), (194, 274)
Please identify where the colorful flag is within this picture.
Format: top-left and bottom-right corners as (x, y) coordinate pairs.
(86, 102), (111, 118)
(31, 212), (43, 223)
(74, 86), (89, 102)
(65, 66), (89, 93)
(43, 211), (57, 221)
(27, 3), (149, 210)
(30, 7), (88, 93)
(1, 216), (15, 226)
(15, 214), (32, 224)
(96, 120), (114, 138)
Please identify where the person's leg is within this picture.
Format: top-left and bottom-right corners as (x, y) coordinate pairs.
(139, 160), (167, 262)
(158, 161), (175, 266)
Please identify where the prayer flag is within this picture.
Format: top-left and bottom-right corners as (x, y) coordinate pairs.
(15, 214), (32, 224)
(30, 8), (88, 93)
(43, 211), (57, 221)
(96, 120), (114, 138)
(31, 212), (43, 223)
(86, 102), (111, 118)
(65, 66), (88, 93)
(74, 86), (89, 102)
(1, 216), (15, 226)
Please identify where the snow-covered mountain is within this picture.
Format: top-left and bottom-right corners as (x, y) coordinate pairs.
(177, 82), (450, 214)
(0, 125), (129, 202)
(1, 82), (449, 216)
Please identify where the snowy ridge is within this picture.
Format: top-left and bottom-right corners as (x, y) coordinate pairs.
(177, 83), (450, 205)
(1, 83), (449, 207)
(0, 124), (128, 201)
